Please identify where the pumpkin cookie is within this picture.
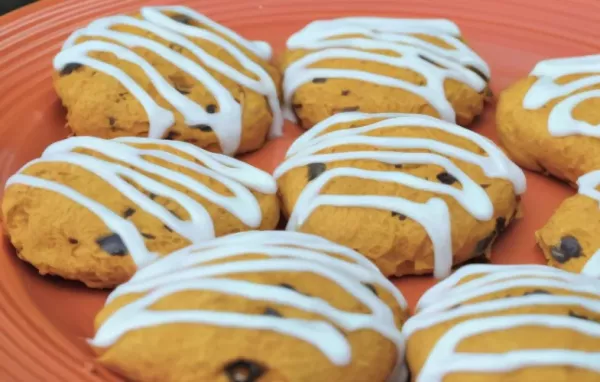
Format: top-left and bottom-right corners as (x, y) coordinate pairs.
(92, 231), (409, 382)
(536, 170), (600, 277)
(1, 137), (279, 288)
(404, 264), (600, 382)
(275, 112), (526, 278)
(280, 17), (491, 129)
(497, 55), (600, 185)
(53, 5), (282, 156)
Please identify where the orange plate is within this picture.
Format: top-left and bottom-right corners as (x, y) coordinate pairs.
(0, 0), (598, 379)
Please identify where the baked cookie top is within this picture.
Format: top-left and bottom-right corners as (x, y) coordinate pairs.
(3, 137), (278, 277)
(497, 54), (600, 183)
(281, 17), (491, 128)
(92, 231), (408, 381)
(54, 5), (282, 156)
(404, 264), (600, 381)
(275, 112), (526, 278)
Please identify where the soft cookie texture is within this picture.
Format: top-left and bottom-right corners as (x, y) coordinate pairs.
(275, 113), (526, 278)
(53, 5), (282, 156)
(1, 137), (279, 288)
(280, 17), (491, 130)
(497, 55), (600, 185)
(92, 231), (409, 382)
(403, 264), (600, 382)
(536, 170), (600, 277)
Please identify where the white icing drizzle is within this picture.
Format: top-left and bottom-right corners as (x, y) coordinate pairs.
(404, 264), (600, 381)
(54, 6), (282, 156)
(4, 137), (276, 267)
(572, 170), (600, 277)
(274, 113), (526, 279)
(283, 17), (490, 123)
(523, 55), (600, 138)
(92, 231), (408, 382)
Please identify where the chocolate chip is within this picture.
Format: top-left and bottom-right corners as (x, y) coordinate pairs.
(292, 103), (303, 109)
(169, 43), (184, 53)
(224, 360), (265, 382)
(495, 217), (506, 233)
(141, 233), (156, 240)
(123, 208), (136, 218)
(263, 307), (282, 317)
(437, 172), (457, 185)
(191, 124), (213, 132)
(206, 104), (217, 114)
(308, 162), (326, 181)
(341, 106), (360, 112)
(474, 231), (496, 256)
(279, 283), (297, 292)
(59, 63), (82, 76)
(165, 131), (180, 140)
(108, 117), (116, 127)
(391, 211), (407, 221)
(171, 14), (193, 24)
(394, 164), (403, 169)
(312, 77), (327, 83)
(96, 233), (128, 256)
(341, 90), (351, 96)
(363, 283), (378, 296)
(550, 236), (582, 264)
(523, 289), (552, 296)
(68, 238), (78, 244)
(149, 193), (157, 200)
(480, 184), (490, 189)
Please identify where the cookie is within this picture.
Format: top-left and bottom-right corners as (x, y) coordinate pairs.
(497, 55), (600, 185)
(275, 112), (526, 278)
(403, 264), (600, 382)
(92, 231), (409, 382)
(1, 137), (279, 288)
(53, 5), (283, 156)
(536, 170), (600, 277)
(280, 17), (491, 129)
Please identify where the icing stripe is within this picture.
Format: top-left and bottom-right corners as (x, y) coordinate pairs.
(523, 55), (600, 138)
(275, 113), (525, 278)
(55, 6), (282, 155)
(283, 17), (489, 124)
(92, 231), (408, 381)
(5, 137), (276, 267)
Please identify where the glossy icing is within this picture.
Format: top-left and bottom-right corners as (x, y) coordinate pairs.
(274, 112), (525, 278)
(5, 137), (277, 267)
(55, 6), (282, 155)
(92, 231), (408, 381)
(283, 17), (490, 123)
(404, 264), (600, 381)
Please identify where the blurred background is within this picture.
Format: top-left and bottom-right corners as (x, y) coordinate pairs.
(1, 0), (37, 16)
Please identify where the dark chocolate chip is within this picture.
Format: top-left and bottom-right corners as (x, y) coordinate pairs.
(149, 193), (158, 200)
(141, 233), (156, 240)
(169, 43), (184, 53)
(224, 360), (265, 382)
(341, 106), (360, 112)
(60, 63), (82, 76)
(68, 238), (78, 245)
(123, 208), (136, 218)
(391, 211), (407, 221)
(279, 283), (297, 292)
(474, 231), (496, 256)
(171, 14), (193, 24)
(394, 164), (403, 169)
(164, 225), (173, 232)
(523, 289), (552, 296)
(363, 283), (378, 296)
(292, 103), (303, 109)
(550, 236), (582, 264)
(263, 307), (282, 317)
(307, 162), (326, 181)
(165, 131), (180, 140)
(108, 117), (116, 127)
(206, 104), (217, 114)
(437, 172), (457, 185)
(312, 77), (327, 83)
(341, 90), (351, 96)
(191, 124), (213, 132)
(495, 217), (506, 233)
(96, 233), (128, 256)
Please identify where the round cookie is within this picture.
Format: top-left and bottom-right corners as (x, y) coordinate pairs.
(403, 264), (600, 382)
(280, 17), (491, 130)
(1, 137), (279, 288)
(92, 231), (409, 382)
(275, 112), (526, 278)
(497, 55), (600, 185)
(53, 5), (282, 156)
(536, 170), (600, 277)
